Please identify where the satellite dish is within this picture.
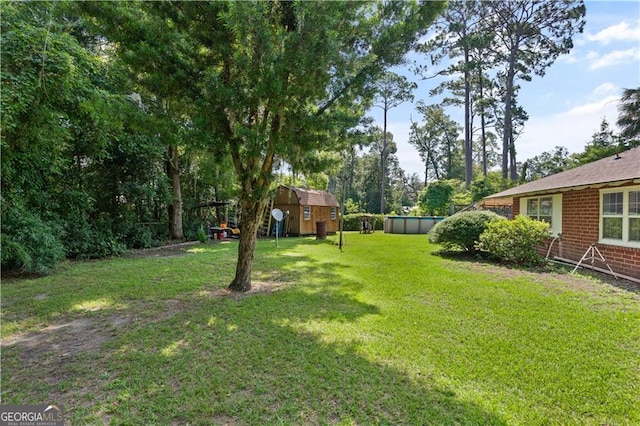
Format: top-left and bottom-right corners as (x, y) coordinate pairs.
(271, 208), (283, 222)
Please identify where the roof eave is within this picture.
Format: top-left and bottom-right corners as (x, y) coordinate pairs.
(483, 178), (640, 201)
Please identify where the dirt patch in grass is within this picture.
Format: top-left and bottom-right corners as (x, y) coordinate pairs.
(2, 281), (286, 375)
(126, 241), (201, 258)
(198, 280), (290, 300)
(3, 315), (124, 363)
(0, 279), (285, 421)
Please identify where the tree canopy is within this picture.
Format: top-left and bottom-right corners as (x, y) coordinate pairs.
(81, 0), (445, 291)
(8, 0), (622, 287)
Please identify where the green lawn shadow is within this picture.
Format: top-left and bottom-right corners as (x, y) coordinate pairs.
(1, 241), (505, 424)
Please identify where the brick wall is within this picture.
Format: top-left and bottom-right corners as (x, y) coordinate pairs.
(514, 184), (640, 280)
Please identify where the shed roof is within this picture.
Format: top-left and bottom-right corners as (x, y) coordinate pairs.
(485, 147), (640, 199)
(278, 186), (340, 207)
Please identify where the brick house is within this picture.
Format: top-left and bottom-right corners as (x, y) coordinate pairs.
(483, 147), (640, 281)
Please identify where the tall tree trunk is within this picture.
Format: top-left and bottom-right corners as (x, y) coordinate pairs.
(444, 130), (453, 178)
(509, 136), (518, 181)
(166, 145), (184, 240)
(380, 108), (388, 214)
(502, 60), (515, 182)
(464, 46), (472, 189)
(427, 147), (440, 182)
(226, 106), (277, 292)
(478, 67), (488, 177)
(424, 162), (428, 187)
(228, 194), (269, 292)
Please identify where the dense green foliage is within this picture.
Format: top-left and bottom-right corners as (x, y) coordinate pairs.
(522, 146), (572, 182)
(0, 204), (65, 274)
(1, 1), (170, 272)
(470, 172), (509, 202)
(342, 214), (385, 232)
(409, 103), (464, 184)
(477, 215), (551, 265)
(429, 210), (504, 252)
(80, 0), (445, 291)
(418, 180), (458, 216)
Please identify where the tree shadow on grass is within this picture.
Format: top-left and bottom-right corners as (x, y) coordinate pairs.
(96, 287), (504, 424)
(1, 248), (505, 425)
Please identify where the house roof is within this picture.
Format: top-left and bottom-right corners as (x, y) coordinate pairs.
(485, 147), (640, 199)
(278, 186), (340, 207)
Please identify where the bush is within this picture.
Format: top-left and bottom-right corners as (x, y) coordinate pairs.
(1, 207), (65, 274)
(477, 215), (551, 265)
(62, 217), (127, 259)
(122, 222), (165, 249)
(197, 226), (207, 243)
(342, 214), (385, 231)
(429, 210), (504, 252)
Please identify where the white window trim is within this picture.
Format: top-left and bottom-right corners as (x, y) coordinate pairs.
(599, 185), (640, 248)
(303, 206), (311, 221)
(330, 207), (337, 221)
(520, 194), (562, 236)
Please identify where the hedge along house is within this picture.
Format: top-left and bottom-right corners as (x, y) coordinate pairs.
(483, 147), (640, 282)
(273, 185), (340, 236)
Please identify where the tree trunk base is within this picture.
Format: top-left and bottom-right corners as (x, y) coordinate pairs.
(228, 277), (251, 292)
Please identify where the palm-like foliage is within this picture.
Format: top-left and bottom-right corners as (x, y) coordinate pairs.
(617, 87), (640, 142)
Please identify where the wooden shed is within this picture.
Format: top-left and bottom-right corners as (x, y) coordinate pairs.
(273, 185), (340, 236)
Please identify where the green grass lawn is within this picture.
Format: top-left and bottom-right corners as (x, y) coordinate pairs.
(2, 233), (639, 424)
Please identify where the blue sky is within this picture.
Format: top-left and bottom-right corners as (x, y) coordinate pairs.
(368, 1), (640, 178)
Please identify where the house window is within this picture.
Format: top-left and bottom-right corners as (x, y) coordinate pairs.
(330, 207), (337, 220)
(526, 197), (553, 225)
(303, 206), (310, 220)
(602, 192), (623, 239)
(520, 194), (562, 236)
(600, 186), (640, 247)
(631, 191), (640, 242)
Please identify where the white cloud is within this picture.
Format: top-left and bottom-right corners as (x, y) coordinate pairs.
(558, 43), (585, 64)
(588, 47), (640, 70)
(585, 50), (600, 61)
(592, 82), (618, 97)
(584, 20), (640, 44)
(556, 95), (619, 118)
(518, 95), (620, 161)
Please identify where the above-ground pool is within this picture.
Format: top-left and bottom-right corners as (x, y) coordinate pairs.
(384, 216), (444, 234)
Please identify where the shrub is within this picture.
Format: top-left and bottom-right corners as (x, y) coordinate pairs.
(197, 226), (207, 243)
(477, 215), (551, 265)
(429, 210), (504, 252)
(342, 214), (384, 231)
(1, 207), (65, 274)
(62, 217), (127, 259)
(123, 222), (164, 249)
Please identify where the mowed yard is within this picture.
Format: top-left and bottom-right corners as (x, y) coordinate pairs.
(1, 233), (639, 425)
